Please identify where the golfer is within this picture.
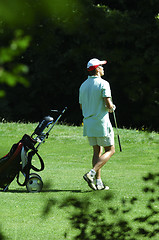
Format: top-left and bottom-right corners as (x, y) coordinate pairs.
(79, 58), (115, 190)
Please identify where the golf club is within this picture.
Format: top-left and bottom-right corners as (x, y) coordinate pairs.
(113, 110), (122, 152)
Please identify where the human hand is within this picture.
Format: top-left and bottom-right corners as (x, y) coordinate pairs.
(108, 104), (116, 113)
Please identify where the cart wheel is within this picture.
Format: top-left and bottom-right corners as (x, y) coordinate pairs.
(26, 173), (43, 193)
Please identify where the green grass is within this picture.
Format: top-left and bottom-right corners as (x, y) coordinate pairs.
(0, 123), (159, 239)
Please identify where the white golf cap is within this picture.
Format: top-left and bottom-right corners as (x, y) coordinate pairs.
(87, 58), (107, 71)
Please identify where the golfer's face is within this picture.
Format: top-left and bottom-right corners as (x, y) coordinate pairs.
(98, 65), (104, 76)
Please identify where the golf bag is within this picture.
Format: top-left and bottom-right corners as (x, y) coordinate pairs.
(0, 107), (67, 192)
(0, 134), (44, 192)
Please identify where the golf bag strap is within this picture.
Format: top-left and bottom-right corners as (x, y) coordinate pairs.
(17, 150), (44, 187)
(16, 169), (29, 187)
(29, 150), (45, 172)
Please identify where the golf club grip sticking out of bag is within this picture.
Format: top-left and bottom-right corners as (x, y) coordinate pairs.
(32, 107), (68, 149)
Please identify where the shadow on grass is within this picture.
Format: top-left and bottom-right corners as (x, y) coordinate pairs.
(0, 189), (27, 193)
(1, 173), (159, 239)
(41, 189), (91, 193)
(0, 225), (5, 240)
(0, 188), (91, 194)
(42, 172), (159, 240)
(41, 181), (92, 193)
(0, 178), (91, 193)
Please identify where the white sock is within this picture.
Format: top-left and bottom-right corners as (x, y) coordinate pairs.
(89, 169), (96, 177)
(96, 178), (103, 185)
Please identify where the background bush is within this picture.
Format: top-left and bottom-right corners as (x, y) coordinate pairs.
(0, 0), (158, 130)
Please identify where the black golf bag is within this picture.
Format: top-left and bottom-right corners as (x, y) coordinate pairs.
(0, 107), (67, 193)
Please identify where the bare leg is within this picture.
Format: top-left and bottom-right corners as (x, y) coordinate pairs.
(93, 145), (115, 173)
(92, 145), (103, 179)
(83, 145), (115, 191)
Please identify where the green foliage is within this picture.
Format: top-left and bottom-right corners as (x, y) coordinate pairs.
(0, 30), (31, 97)
(0, 0), (158, 130)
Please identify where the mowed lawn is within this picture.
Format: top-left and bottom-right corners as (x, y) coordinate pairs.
(0, 122), (159, 240)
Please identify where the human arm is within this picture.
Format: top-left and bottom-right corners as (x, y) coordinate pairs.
(104, 97), (115, 113)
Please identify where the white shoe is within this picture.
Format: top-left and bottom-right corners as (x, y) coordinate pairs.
(83, 172), (97, 190)
(96, 183), (109, 190)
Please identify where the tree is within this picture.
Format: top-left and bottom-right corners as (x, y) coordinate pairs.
(0, 0), (158, 129)
(0, 30), (30, 97)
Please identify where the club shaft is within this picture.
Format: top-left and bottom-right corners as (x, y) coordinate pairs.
(113, 111), (122, 152)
